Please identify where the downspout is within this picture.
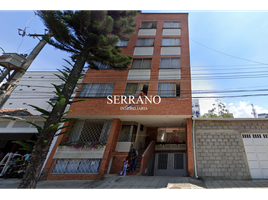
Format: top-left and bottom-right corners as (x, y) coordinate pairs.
(192, 118), (198, 179)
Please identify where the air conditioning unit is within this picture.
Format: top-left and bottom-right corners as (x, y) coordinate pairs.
(0, 53), (26, 69)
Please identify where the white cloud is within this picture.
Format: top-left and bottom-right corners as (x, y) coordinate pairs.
(229, 103), (233, 106)
(228, 101), (268, 118)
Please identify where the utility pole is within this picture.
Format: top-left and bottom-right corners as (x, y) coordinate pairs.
(0, 30), (50, 109)
(251, 104), (257, 118)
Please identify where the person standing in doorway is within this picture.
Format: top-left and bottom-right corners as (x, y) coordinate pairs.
(129, 144), (138, 173)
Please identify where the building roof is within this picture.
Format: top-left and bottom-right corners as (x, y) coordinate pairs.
(0, 108), (34, 116)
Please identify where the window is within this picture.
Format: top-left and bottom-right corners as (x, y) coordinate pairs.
(136, 38), (154, 46)
(164, 22), (181, 28)
(118, 122), (138, 142)
(124, 83), (149, 97)
(157, 82), (180, 97)
(116, 40), (128, 47)
(162, 38), (180, 46)
(52, 158), (101, 174)
(131, 58), (152, 69)
(79, 83), (115, 97)
(93, 61), (112, 69)
(67, 120), (113, 143)
(157, 127), (186, 143)
(160, 58), (180, 68)
(141, 21), (157, 29)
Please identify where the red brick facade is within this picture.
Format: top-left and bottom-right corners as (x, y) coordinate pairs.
(44, 13), (193, 180)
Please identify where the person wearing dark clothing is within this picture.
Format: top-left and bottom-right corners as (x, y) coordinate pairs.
(129, 145), (138, 173)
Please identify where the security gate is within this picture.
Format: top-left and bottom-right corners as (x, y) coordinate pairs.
(154, 153), (186, 176)
(241, 133), (268, 179)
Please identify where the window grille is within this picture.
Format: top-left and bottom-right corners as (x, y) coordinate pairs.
(118, 122), (138, 142)
(252, 134), (262, 138)
(174, 153), (184, 169)
(157, 153), (168, 169)
(52, 158), (101, 174)
(242, 134), (251, 138)
(67, 120), (113, 143)
(263, 134), (268, 138)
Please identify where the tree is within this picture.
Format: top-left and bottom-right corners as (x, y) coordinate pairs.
(200, 99), (234, 118)
(18, 10), (139, 188)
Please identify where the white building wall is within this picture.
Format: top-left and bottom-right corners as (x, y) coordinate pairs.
(3, 71), (63, 115)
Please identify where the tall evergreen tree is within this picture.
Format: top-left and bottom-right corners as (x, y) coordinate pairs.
(18, 10), (139, 188)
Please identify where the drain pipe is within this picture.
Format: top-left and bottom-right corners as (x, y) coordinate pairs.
(192, 118), (198, 179)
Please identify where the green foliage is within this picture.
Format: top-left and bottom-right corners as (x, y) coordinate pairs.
(12, 140), (35, 152)
(38, 10), (139, 70)
(200, 99), (234, 118)
(27, 60), (80, 137)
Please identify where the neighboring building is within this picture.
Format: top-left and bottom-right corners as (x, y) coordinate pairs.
(0, 71), (64, 162)
(258, 113), (268, 118)
(3, 71), (63, 115)
(43, 13), (193, 180)
(193, 118), (268, 179)
(192, 99), (200, 117)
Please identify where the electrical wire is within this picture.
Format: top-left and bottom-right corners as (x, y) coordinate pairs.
(190, 38), (268, 66)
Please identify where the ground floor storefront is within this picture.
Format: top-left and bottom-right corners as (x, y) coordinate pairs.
(42, 116), (193, 180)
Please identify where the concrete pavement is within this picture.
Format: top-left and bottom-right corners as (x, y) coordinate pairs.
(1, 175), (268, 189)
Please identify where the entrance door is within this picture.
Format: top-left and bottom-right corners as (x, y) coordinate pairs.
(154, 153), (186, 176)
(241, 133), (268, 179)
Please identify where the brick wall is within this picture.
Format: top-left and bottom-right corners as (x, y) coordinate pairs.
(194, 119), (268, 180)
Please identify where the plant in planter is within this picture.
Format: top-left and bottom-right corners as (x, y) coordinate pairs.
(59, 141), (106, 150)
(171, 137), (179, 143)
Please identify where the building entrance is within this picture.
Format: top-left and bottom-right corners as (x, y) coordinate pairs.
(154, 153), (186, 176)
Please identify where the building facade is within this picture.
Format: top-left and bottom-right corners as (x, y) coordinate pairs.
(0, 71), (64, 165)
(43, 13), (193, 180)
(193, 118), (268, 180)
(3, 71), (64, 115)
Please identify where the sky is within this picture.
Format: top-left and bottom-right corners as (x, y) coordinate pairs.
(0, 3), (268, 118)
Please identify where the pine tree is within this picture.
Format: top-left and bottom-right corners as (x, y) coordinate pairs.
(18, 10), (139, 188)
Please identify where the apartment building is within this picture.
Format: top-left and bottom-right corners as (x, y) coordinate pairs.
(43, 13), (193, 180)
(0, 71), (63, 156)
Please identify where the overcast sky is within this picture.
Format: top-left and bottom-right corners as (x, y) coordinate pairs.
(1, 4), (268, 118)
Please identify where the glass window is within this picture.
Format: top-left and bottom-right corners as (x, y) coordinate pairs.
(136, 38), (154, 46)
(116, 40), (128, 47)
(93, 61), (112, 69)
(141, 21), (157, 28)
(160, 58), (180, 68)
(79, 83), (115, 97)
(131, 58), (152, 69)
(162, 38), (180, 46)
(157, 82), (180, 97)
(124, 83), (149, 97)
(157, 127), (186, 143)
(164, 22), (181, 28)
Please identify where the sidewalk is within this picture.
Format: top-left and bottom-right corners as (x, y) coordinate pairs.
(1, 175), (268, 189)
(0, 175), (206, 189)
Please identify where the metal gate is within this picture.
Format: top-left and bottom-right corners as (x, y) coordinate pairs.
(154, 153), (186, 176)
(241, 133), (268, 179)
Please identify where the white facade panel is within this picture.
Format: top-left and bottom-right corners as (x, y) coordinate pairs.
(138, 29), (156, 36)
(133, 47), (154, 55)
(161, 47), (181, 55)
(162, 29), (181, 36)
(158, 69), (181, 80)
(127, 69), (151, 80)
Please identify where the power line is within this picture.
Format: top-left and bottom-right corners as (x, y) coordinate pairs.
(190, 38), (268, 66)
